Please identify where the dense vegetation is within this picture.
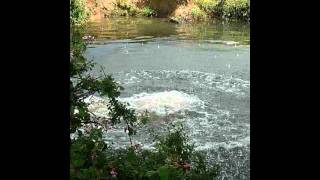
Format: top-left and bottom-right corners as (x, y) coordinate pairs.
(102, 0), (249, 22)
(70, 0), (220, 179)
(195, 0), (249, 21)
(110, 0), (158, 17)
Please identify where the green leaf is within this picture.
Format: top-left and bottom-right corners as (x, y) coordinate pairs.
(73, 159), (85, 167)
(158, 166), (169, 180)
(146, 170), (158, 177)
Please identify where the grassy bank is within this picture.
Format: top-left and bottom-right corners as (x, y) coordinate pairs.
(88, 0), (249, 23)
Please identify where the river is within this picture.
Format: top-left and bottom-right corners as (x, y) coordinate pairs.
(84, 17), (250, 180)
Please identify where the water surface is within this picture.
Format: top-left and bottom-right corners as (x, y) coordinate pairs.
(85, 17), (250, 180)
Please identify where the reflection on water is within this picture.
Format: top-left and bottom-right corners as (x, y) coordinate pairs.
(85, 17), (250, 44)
(84, 17), (250, 180)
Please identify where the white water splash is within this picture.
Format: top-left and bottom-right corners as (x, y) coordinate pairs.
(120, 90), (204, 115)
(83, 90), (204, 118)
(195, 136), (250, 151)
(84, 95), (110, 117)
(115, 70), (250, 97)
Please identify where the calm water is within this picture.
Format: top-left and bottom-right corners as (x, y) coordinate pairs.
(85, 17), (250, 180)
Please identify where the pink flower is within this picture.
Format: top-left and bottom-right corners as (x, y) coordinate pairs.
(110, 168), (117, 177)
(183, 163), (191, 170)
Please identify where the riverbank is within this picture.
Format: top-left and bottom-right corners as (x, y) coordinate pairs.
(87, 0), (249, 23)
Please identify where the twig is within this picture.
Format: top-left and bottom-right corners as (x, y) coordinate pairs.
(100, 66), (107, 78)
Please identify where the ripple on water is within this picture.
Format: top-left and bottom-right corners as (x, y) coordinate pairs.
(114, 70), (250, 97)
(82, 70), (249, 180)
(119, 90), (204, 115)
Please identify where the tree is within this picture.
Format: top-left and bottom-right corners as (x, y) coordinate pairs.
(70, 2), (140, 178)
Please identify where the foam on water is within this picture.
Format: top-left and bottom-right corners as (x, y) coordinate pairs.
(83, 90), (204, 118)
(81, 70), (249, 179)
(114, 70), (250, 97)
(120, 90), (204, 115)
(84, 95), (110, 117)
(195, 136), (250, 151)
(84, 91), (249, 150)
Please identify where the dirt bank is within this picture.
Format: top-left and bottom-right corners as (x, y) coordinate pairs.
(86, 0), (249, 23)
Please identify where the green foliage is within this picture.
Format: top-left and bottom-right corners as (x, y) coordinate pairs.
(70, 18), (141, 179)
(141, 6), (156, 17)
(190, 6), (207, 21)
(195, 0), (221, 14)
(70, 27), (146, 178)
(97, 125), (220, 179)
(70, 0), (90, 25)
(195, 0), (249, 21)
(222, 0), (249, 20)
(140, 110), (151, 124)
(111, 0), (159, 17)
(70, 24), (138, 134)
(70, 2), (220, 179)
(155, 124), (193, 163)
(108, 0), (248, 21)
(70, 128), (110, 179)
(113, 0), (141, 16)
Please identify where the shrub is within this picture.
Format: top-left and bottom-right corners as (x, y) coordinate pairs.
(113, 0), (141, 16)
(100, 124), (220, 179)
(70, 0), (90, 25)
(190, 6), (207, 21)
(141, 6), (156, 17)
(70, 121), (220, 179)
(70, 128), (110, 179)
(195, 0), (221, 15)
(195, 0), (249, 21)
(223, 0), (249, 20)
